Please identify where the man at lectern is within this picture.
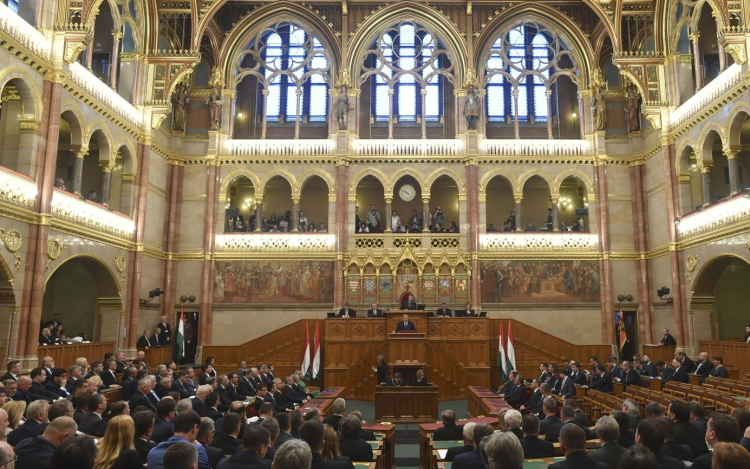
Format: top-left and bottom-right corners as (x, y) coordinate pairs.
(338, 302), (356, 318)
(402, 294), (417, 310)
(367, 302), (383, 317)
(436, 302), (452, 317)
(395, 314), (417, 332)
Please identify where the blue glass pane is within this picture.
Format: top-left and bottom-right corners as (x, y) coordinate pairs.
(486, 86), (505, 121)
(534, 85), (547, 120)
(398, 84), (416, 120)
(8, 0), (18, 12)
(400, 24), (415, 46)
(425, 84), (440, 120)
(375, 85), (390, 120)
(266, 82), (281, 121)
(517, 85), (528, 120)
(309, 85), (328, 121)
(286, 85), (298, 121)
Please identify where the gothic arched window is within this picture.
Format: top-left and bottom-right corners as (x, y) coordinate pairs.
(5, 0), (19, 13)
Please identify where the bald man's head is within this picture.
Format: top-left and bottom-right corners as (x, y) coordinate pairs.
(43, 416), (77, 446)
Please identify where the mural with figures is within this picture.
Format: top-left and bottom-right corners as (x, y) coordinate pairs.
(480, 260), (600, 303)
(214, 261), (335, 303)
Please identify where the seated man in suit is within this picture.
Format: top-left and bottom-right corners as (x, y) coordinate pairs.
(668, 358), (689, 383)
(366, 302), (383, 318)
(640, 354), (657, 377)
(691, 352), (714, 381)
(136, 330), (152, 349)
(79, 393), (109, 437)
(585, 364), (613, 393)
(588, 416), (628, 469)
(435, 303), (452, 317)
(519, 414), (554, 459)
(401, 294), (417, 310)
(7, 399), (50, 446)
(337, 302), (356, 318)
(337, 415), (374, 462)
(445, 422), (476, 461)
(661, 328), (677, 346)
(129, 377), (158, 412)
(450, 421), (495, 469)
(133, 410), (157, 466)
(539, 397), (561, 435)
(519, 379), (542, 413)
(616, 361), (643, 388)
(548, 424), (609, 469)
(570, 363), (588, 387)
(433, 410), (463, 441)
(211, 412), (243, 456)
(504, 374), (528, 407)
(395, 314), (416, 332)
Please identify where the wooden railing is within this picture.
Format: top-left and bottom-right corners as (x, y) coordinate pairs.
(426, 342), (477, 399)
(138, 346), (174, 368)
(698, 341), (750, 376)
(337, 342), (389, 401)
(38, 342), (115, 370)
(642, 345), (676, 366)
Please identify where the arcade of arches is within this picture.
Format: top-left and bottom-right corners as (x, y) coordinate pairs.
(0, 0), (749, 384)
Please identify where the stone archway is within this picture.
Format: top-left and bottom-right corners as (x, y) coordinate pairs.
(691, 255), (750, 342)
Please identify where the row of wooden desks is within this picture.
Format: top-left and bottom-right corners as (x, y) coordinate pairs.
(363, 422), (396, 469)
(439, 458), (566, 469)
(419, 416), (500, 469)
(467, 386), (511, 417)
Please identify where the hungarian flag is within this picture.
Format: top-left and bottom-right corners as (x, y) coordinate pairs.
(311, 321), (321, 380)
(617, 311), (628, 354)
(499, 321), (508, 382)
(176, 309), (185, 361)
(301, 321), (311, 380)
(507, 320), (517, 373)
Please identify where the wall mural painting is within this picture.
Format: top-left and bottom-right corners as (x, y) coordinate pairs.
(214, 261), (335, 303)
(480, 260), (601, 303)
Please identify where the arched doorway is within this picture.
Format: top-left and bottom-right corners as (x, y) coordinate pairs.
(392, 175), (423, 232)
(521, 175), (552, 231)
(42, 256), (122, 344)
(677, 145), (702, 214)
(108, 146), (135, 215)
(299, 175), (330, 232)
(225, 175), (256, 232)
(429, 175), (459, 232)
(702, 130), (730, 205)
(691, 255), (750, 341)
(262, 176), (293, 231)
(484, 175), (515, 232)
(558, 176), (588, 230)
(0, 78), (38, 177)
(54, 110), (84, 193)
(81, 130), (111, 202)
(355, 175), (385, 233)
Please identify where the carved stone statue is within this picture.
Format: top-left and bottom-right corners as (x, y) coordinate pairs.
(592, 88), (607, 131)
(171, 83), (190, 131)
(625, 89), (640, 132)
(464, 85), (480, 130)
(206, 85), (223, 131)
(336, 85), (350, 131)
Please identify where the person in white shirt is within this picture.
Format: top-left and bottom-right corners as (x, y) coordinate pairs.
(391, 210), (400, 230)
(299, 211), (308, 231)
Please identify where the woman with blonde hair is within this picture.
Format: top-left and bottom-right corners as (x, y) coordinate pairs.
(3, 400), (27, 432)
(322, 423), (342, 461)
(39, 327), (53, 345)
(94, 415), (140, 469)
(89, 374), (103, 391)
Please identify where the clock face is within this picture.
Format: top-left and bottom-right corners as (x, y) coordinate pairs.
(399, 184), (416, 202)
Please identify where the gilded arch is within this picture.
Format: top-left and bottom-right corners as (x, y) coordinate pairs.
(0, 68), (43, 122)
(553, 169), (595, 195)
(257, 169), (297, 195)
(46, 254), (122, 297)
(675, 139), (699, 174)
(297, 170), (336, 196)
(85, 125), (115, 163)
(691, 253), (750, 295)
(425, 169), (466, 195)
(479, 169), (519, 194)
(346, 2), (468, 89)
(724, 104), (750, 148)
(349, 168), (389, 193)
(59, 104), (86, 149)
(112, 139), (138, 175)
(664, 0), (728, 55)
(697, 124), (726, 165)
(220, 169), (261, 196)
(518, 170), (555, 195)
(389, 168), (428, 194)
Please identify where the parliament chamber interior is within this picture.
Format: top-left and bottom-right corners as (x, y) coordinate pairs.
(1, 0), (750, 468)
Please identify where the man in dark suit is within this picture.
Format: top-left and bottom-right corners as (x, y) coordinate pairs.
(7, 398), (50, 446)
(547, 369), (562, 395)
(676, 351), (695, 374)
(150, 327), (163, 346)
(519, 414), (554, 459)
(691, 413), (739, 469)
(239, 369), (258, 397)
(137, 330), (152, 348)
(217, 375), (237, 410)
(532, 384), (553, 418)
(367, 302), (383, 318)
(46, 368), (71, 399)
(435, 303), (452, 317)
(618, 362), (643, 388)
(556, 369), (575, 398)
(656, 360), (675, 382)
(264, 382), (293, 414)
(661, 328), (677, 346)
(539, 397), (561, 435)
(322, 398), (346, 432)
(450, 422), (495, 469)
(14, 417), (77, 468)
(640, 354), (657, 377)
(42, 313), (63, 332)
(129, 377), (158, 412)
(433, 410), (463, 441)
(691, 352), (713, 380)
(546, 407), (592, 443)
(114, 351), (128, 375)
(171, 371), (191, 399)
(79, 393), (109, 437)
(29, 368), (60, 402)
(445, 422), (476, 461)
(205, 392), (224, 422)
(101, 360), (120, 389)
(548, 425), (609, 469)
(299, 419), (354, 469)
(196, 417), (225, 469)
(570, 363), (588, 387)
(395, 314), (417, 332)
(40, 356), (55, 385)
(402, 294), (417, 310)
(504, 374), (528, 407)
(337, 303), (356, 318)
(218, 425), (272, 469)
(669, 401), (708, 459)
(637, 419), (688, 469)
(157, 315), (172, 345)
(519, 379), (542, 413)
(133, 410), (156, 466)
(668, 358), (689, 383)
(587, 365), (613, 392)
(338, 415), (373, 462)
(588, 415), (628, 469)
(2, 360), (21, 382)
(151, 399), (176, 443)
(213, 413), (243, 455)
(688, 401), (708, 435)
(271, 413), (294, 449)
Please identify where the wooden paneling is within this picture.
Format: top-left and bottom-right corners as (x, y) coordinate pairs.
(698, 341), (750, 376)
(139, 346), (173, 368)
(389, 334), (427, 364)
(38, 342), (115, 370)
(374, 386), (438, 423)
(642, 345), (675, 365)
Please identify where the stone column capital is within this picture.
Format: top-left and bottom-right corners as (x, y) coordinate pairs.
(723, 147), (740, 159)
(513, 196), (523, 204)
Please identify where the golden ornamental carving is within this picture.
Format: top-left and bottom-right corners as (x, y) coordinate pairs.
(113, 255), (127, 285)
(725, 44), (747, 65)
(46, 239), (67, 270)
(686, 255), (699, 284)
(745, 243), (750, 253)
(0, 229), (22, 272)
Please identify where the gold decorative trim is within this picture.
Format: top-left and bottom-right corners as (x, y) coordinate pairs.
(46, 238), (67, 270)
(0, 229), (22, 272)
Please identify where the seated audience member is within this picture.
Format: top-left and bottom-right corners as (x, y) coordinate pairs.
(3, 400), (26, 433)
(298, 419), (354, 469)
(47, 369), (70, 399)
(451, 422), (495, 469)
(163, 442), (199, 469)
(259, 419), (280, 460)
(548, 424), (608, 469)
(433, 410), (462, 441)
(39, 328), (54, 346)
(539, 397), (561, 435)
(133, 411), (156, 466)
(2, 361), (21, 382)
(636, 419), (685, 469)
(711, 442), (750, 469)
(129, 378), (157, 413)
(504, 375), (527, 407)
(15, 416), (77, 469)
(688, 401), (708, 435)
(8, 399), (49, 446)
(611, 411), (635, 449)
(49, 434), (97, 469)
(100, 360), (120, 390)
(690, 413), (740, 469)
(588, 416), (628, 469)
(709, 356), (727, 378)
(564, 397), (590, 427)
(691, 352), (713, 379)
(519, 414), (554, 459)
(668, 400), (708, 459)
(195, 417), (224, 469)
(480, 431), (524, 469)
(504, 410), (523, 439)
(47, 400), (74, 422)
(413, 370), (430, 386)
(643, 402), (665, 420)
(147, 411), (210, 469)
(337, 415), (373, 462)
(388, 373), (404, 387)
(615, 446), (659, 469)
(79, 393), (108, 437)
(446, 422), (476, 461)
(152, 398), (176, 444)
(731, 408), (750, 438)
(274, 439), (313, 469)
(212, 412), (242, 456)
(93, 415), (140, 469)
(217, 425), (271, 469)
(623, 399), (641, 431)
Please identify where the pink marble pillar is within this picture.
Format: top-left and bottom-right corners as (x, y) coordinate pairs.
(466, 163), (481, 307)
(334, 161), (349, 306)
(199, 163), (220, 347)
(594, 164), (615, 344)
(161, 163), (184, 321)
(630, 164), (653, 344)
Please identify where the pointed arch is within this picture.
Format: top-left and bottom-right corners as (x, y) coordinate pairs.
(297, 169), (336, 195)
(425, 169), (466, 195)
(347, 2), (468, 89)
(479, 169), (519, 194)
(553, 169), (594, 195)
(0, 68), (43, 122)
(389, 168), (427, 193)
(675, 139), (699, 174)
(349, 168), (389, 193)
(220, 168), (261, 195)
(257, 169), (297, 195)
(518, 170), (555, 193)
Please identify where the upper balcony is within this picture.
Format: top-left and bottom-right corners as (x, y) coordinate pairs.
(216, 233), (336, 253)
(480, 232), (599, 252)
(676, 192), (750, 240)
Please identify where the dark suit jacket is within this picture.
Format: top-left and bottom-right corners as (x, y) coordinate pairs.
(691, 453), (712, 469)
(122, 378), (137, 400)
(149, 334), (163, 347)
(310, 452), (354, 469)
(691, 417), (708, 436)
(588, 442), (628, 469)
(172, 380), (191, 399)
(589, 373), (613, 392)
(395, 321), (416, 332)
(115, 359), (128, 374)
(7, 418), (47, 446)
(217, 385), (235, 408)
(446, 444), (474, 461)
(30, 381), (59, 401)
(660, 366), (676, 381)
(682, 357), (695, 374)
(137, 336), (150, 347)
(264, 392), (288, 413)
(202, 443), (226, 469)
(205, 408), (223, 422)
(622, 369), (642, 387)
(274, 431), (294, 449)
(339, 436), (374, 462)
(323, 414), (344, 432)
(661, 440), (693, 462)
(436, 308), (452, 317)
(558, 377), (575, 398)
(158, 322), (172, 344)
(641, 362), (657, 377)
(432, 423), (464, 441)
(674, 421), (708, 459)
(539, 416), (562, 436)
(656, 452), (687, 469)
(101, 370), (119, 388)
(522, 389), (542, 410)
(571, 372), (588, 386)
(505, 383), (527, 404)
(670, 366), (689, 383)
(79, 413), (108, 437)
(129, 391), (157, 412)
(337, 308), (356, 317)
(44, 382), (70, 399)
(367, 309), (384, 317)
(661, 334), (676, 346)
(451, 448), (485, 469)
(135, 438), (156, 466)
(14, 435), (56, 469)
(151, 417), (174, 443)
(212, 434), (243, 455)
(402, 300), (417, 310)
(74, 408), (87, 425)
(217, 450), (270, 469)
(192, 397), (207, 416)
(238, 377), (257, 397)
(1, 372), (18, 381)
(110, 449), (141, 469)
(692, 361), (713, 378)
(548, 451), (610, 469)
(519, 435), (554, 459)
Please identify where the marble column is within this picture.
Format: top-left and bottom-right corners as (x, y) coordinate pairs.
(631, 163), (653, 344)
(384, 198), (392, 232)
(691, 32), (703, 91)
(422, 196), (430, 231)
(594, 163), (615, 344)
(292, 198), (300, 232)
(466, 161), (481, 307)
(334, 158), (349, 306)
(719, 44), (726, 72)
(700, 166), (712, 206)
(514, 196), (522, 232)
(551, 198), (559, 231)
(513, 88), (520, 138)
(294, 88), (302, 139)
(160, 163), (184, 322)
(421, 88), (427, 139)
(72, 148), (87, 195)
(546, 90), (554, 138)
(110, 30), (122, 90)
(100, 165), (112, 207)
(388, 89), (395, 139)
(724, 149), (741, 194)
(261, 90), (269, 139)
(254, 197), (264, 231)
(198, 160), (220, 353)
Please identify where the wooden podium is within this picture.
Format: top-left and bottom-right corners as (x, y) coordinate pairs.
(387, 310), (429, 333)
(374, 385), (438, 423)
(387, 311), (429, 384)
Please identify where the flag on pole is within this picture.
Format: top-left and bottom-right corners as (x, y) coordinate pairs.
(176, 308), (185, 362)
(301, 321), (311, 380)
(311, 321), (321, 380)
(498, 321), (508, 382)
(617, 311), (628, 354)
(507, 320), (517, 373)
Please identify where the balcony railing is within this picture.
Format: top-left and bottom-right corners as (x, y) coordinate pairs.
(677, 192), (750, 238)
(51, 189), (135, 238)
(0, 168), (37, 210)
(0, 2), (51, 60)
(480, 232), (598, 251)
(352, 233), (463, 250)
(69, 63), (142, 127)
(216, 233), (336, 251)
(354, 138), (464, 156)
(481, 138), (592, 157)
(224, 139), (334, 157)
(670, 63), (743, 129)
